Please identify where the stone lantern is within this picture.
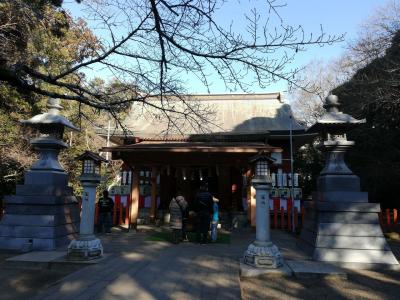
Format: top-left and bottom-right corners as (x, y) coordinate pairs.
(79, 151), (104, 178)
(68, 151), (107, 260)
(299, 95), (399, 267)
(0, 98), (80, 251)
(243, 151), (283, 268)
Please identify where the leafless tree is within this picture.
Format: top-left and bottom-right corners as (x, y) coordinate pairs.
(289, 58), (350, 126)
(0, 0), (344, 132)
(290, 0), (400, 127)
(345, 0), (400, 71)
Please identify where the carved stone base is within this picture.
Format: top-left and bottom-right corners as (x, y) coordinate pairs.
(0, 181), (79, 251)
(243, 242), (283, 268)
(299, 200), (399, 266)
(67, 238), (103, 260)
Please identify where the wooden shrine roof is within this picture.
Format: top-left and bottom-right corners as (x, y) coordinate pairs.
(97, 93), (308, 145)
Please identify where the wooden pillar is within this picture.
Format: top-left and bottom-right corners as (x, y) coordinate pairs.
(245, 169), (252, 222)
(217, 166), (230, 210)
(250, 184), (256, 227)
(130, 168), (140, 229)
(247, 184), (251, 221)
(150, 166), (158, 222)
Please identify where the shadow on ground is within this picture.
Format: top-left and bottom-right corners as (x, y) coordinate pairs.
(0, 251), (86, 300)
(240, 230), (400, 300)
(240, 268), (400, 300)
(33, 226), (241, 300)
(1, 227), (400, 300)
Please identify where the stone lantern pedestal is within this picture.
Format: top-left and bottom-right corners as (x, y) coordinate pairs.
(0, 99), (80, 251)
(68, 151), (107, 260)
(299, 95), (399, 267)
(243, 176), (283, 268)
(68, 176), (103, 260)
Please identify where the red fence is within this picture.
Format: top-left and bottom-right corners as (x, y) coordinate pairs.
(0, 199), (397, 233)
(93, 195), (132, 227)
(379, 208), (399, 231)
(78, 204), (400, 232)
(268, 206), (305, 231)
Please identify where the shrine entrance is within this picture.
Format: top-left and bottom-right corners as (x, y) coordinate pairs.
(105, 141), (282, 228)
(157, 165), (244, 211)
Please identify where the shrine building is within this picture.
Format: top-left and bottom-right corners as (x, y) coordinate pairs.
(100, 93), (313, 227)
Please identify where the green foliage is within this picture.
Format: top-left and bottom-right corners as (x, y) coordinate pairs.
(145, 229), (231, 244)
(0, 84), (37, 199)
(293, 140), (325, 199)
(0, 2), (106, 201)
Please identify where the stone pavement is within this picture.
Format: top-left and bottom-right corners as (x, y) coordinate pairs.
(33, 228), (243, 300)
(25, 226), (398, 300)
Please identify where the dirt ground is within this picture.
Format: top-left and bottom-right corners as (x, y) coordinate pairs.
(0, 252), (85, 300)
(241, 269), (400, 300)
(241, 240), (400, 300)
(0, 234), (399, 300)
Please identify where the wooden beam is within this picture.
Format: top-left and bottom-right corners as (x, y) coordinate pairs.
(120, 152), (252, 168)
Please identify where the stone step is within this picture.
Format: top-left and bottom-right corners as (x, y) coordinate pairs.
(0, 222), (79, 239)
(15, 185), (73, 196)
(5, 195), (77, 205)
(0, 233), (77, 251)
(313, 248), (399, 265)
(316, 236), (391, 250)
(0, 213), (80, 226)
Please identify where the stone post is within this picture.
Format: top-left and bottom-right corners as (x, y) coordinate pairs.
(67, 174), (103, 260)
(243, 175), (283, 268)
(254, 178), (270, 244)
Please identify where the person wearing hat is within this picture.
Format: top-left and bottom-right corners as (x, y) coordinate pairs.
(211, 196), (219, 242)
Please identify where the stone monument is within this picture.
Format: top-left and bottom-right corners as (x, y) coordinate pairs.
(0, 98), (80, 251)
(299, 95), (399, 267)
(243, 153), (283, 268)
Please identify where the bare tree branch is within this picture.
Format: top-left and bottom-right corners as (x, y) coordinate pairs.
(0, 0), (344, 133)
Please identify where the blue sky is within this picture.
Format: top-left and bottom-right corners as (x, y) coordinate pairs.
(63, 0), (385, 94)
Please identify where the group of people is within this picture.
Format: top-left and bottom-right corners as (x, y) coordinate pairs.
(169, 184), (219, 244)
(96, 186), (220, 243)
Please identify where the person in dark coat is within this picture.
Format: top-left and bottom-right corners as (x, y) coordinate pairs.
(169, 192), (188, 244)
(194, 183), (213, 244)
(98, 190), (114, 233)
